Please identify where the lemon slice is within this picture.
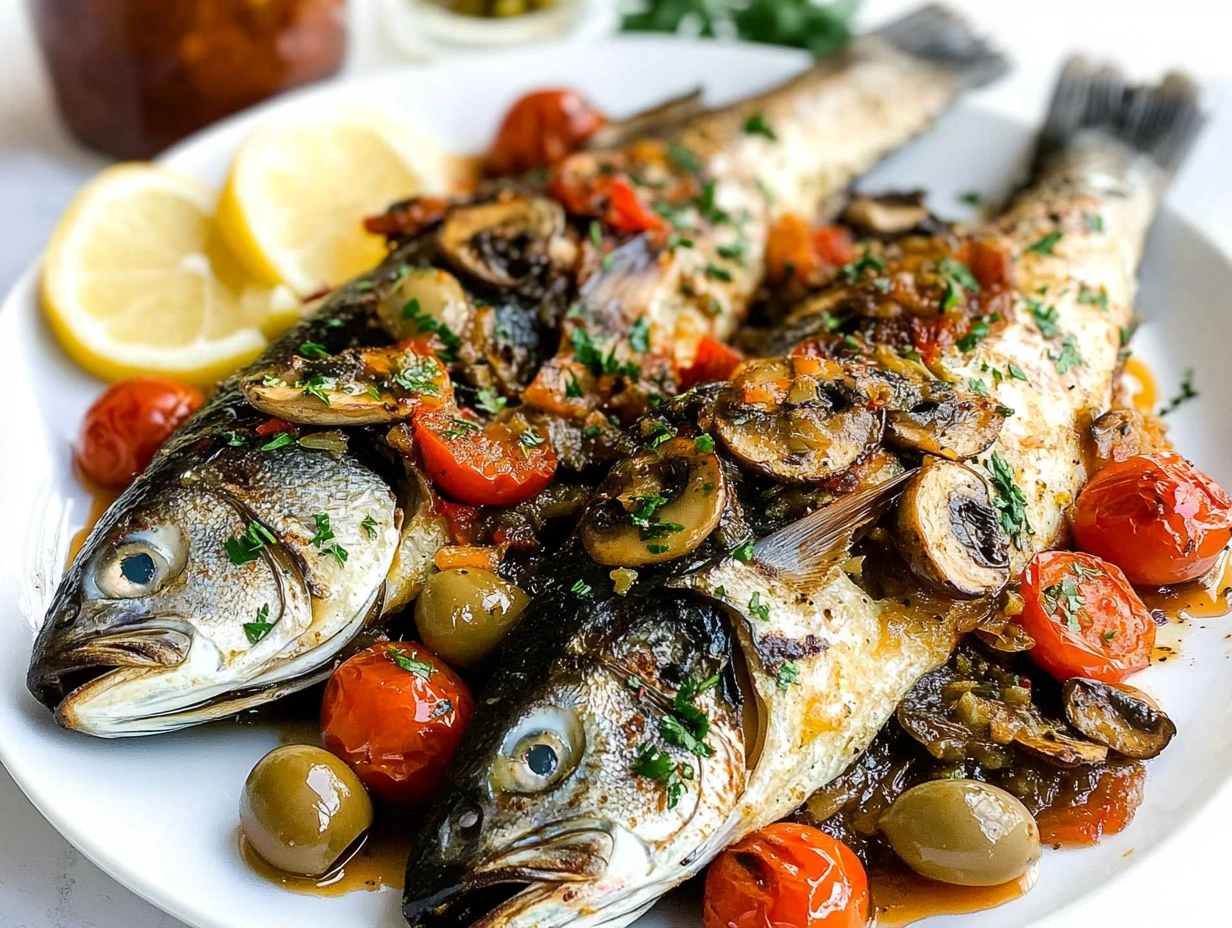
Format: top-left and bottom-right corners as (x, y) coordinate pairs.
(43, 164), (300, 386)
(217, 111), (456, 296)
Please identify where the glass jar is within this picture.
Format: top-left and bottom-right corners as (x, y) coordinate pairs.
(29, 0), (348, 160)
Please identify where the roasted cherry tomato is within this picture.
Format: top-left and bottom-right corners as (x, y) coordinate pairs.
(604, 176), (665, 234)
(679, 336), (743, 389)
(76, 377), (203, 488)
(765, 215), (854, 284)
(487, 89), (606, 177)
(320, 642), (472, 804)
(547, 160), (664, 235)
(1018, 551), (1156, 684)
(415, 410), (556, 507)
(1073, 452), (1232, 585)
(703, 823), (869, 928)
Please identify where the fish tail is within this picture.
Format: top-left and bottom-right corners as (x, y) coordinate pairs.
(1035, 57), (1204, 175)
(871, 4), (1008, 90)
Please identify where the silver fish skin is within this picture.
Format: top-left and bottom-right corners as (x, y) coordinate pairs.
(26, 277), (445, 737)
(400, 59), (1202, 928)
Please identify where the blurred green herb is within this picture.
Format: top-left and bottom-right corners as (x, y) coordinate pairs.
(622, 0), (855, 58)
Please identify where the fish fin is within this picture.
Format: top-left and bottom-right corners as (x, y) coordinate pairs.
(1037, 57), (1204, 174)
(872, 4), (1008, 89)
(751, 469), (918, 585)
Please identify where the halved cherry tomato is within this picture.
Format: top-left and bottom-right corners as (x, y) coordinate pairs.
(680, 336), (743, 389)
(1073, 452), (1232, 586)
(812, 224), (857, 267)
(415, 410), (556, 507)
(320, 642), (472, 804)
(487, 89), (606, 177)
(437, 499), (482, 545)
(605, 177), (665, 234)
(704, 823), (869, 928)
(1034, 762), (1146, 848)
(1018, 551), (1156, 684)
(76, 377), (204, 488)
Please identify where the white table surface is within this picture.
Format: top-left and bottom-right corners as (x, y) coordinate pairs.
(2, 1), (1231, 926)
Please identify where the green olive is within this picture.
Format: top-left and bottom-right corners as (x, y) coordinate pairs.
(880, 779), (1040, 886)
(239, 745), (373, 877)
(414, 568), (529, 667)
(378, 267), (471, 342)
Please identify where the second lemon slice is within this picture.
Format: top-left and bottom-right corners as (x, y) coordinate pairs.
(217, 112), (455, 296)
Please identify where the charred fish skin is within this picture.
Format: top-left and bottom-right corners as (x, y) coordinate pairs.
(401, 59), (1202, 928)
(26, 264), (427, 737)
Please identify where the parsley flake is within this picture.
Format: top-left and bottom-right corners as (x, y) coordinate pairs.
(731, 538), (755, 562)
(475, 388), (507, 414)
(1027, 229), (1063, 256)
(225, 522), (277, 565)
(389, 646), (434, 677)
(776, 661), (801, 691)
(988, 452), (1032, 545)
(243, 603), (275, 645)
(361, 515), (379, 540)
(571, 579), (592, 598)
(748, 592), (770, 621)
(260, 432), (295, 451)
(743, 113), (777, 141)
(1049, 336), (1083, 374)
(299, 341), (329, 359)
(1159, 369), (1198, 417)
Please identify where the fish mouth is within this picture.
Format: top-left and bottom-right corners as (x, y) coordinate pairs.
(27, 621), (193, 712)
(405, 820), (616, 928)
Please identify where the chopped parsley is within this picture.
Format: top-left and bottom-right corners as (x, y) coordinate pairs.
(1083, 212), (1104, 233)
(571, 579), (593, 598)
(988, 452), (1032, 545)
(731, 538), (755, 562)
(391, 357), (442, 395)
(361, 515), (379, 540)
(220, 431), (246, 447)
(519, 428), (546, 449)
(225, 522), (277, 565)
(1008, 363), (1029, 382)
(572, 328), (640, 379)
(299, 341), (329, 359)
(589, 220), (603, 249)
(633, 743), (686, 809)
(1049, 336), (1083, 374)
(956, 321), (990, 353)
(668, 143), (700, 174)
(748, 591), (770, 621)
(310, 513), (348, 566)
(402, 298), (462, 362)
(630, 317), (651, 354)
(301, 374), (332, 406)
(565, 373), (584, 398)
(742, 113), (777, 141)
(389, 646), (434, 677)
(645, 420), (676, 450)
(1026, 298), (1061, 338)
(959, 191), (982, 206)
(243, 603), (275, 645)
(647, 543), (671, 554)
(776, 661), (801, 691)
(706, 264), (733, 282)
(440, 417), (482, 440)
(1027, 229), (1063, 256)
(694, 433), (715, 453)
(717, 240), (746, 262)
(1041, 571), (1093, 633)
(936, 256), (979, 312)
(1159, 369), (1198, 417)
(968, 378), (991, 397)
(843, 251), (886, 280)
(475, 388), (507, 414)
(260, 432), (295, 451)
(1077, 284), (1110, 312)
(667, 233), (695, 249)
(261, 374), (284, 387)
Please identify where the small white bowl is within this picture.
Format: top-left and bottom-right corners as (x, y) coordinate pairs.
(381, 0), (616, 58)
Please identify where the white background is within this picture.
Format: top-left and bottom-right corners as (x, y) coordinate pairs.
(2, 1), (1232, 925)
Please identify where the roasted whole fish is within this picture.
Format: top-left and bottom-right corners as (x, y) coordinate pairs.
(400, 60), (1201, 928)
(27, 4), (1004, 736)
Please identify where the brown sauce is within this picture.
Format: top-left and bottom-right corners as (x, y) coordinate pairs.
(870, 867), (1035, 926)
(241, 822), (412, 897)
(1123, 357), (1157, 414)
(1140, 550), (1232, 623)
(66, 483), (121, 564)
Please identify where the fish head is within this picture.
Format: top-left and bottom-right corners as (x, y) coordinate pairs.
(27, 478), (316, 736)
(403, 587), (747, 928)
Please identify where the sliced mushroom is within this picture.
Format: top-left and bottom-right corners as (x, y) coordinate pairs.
(885, 380), (1004, 460)
(896, 457), (1010, 598)
(377, 266), (472, 343)
(1085, 408), (1170, 473)
(1062, 678), (1177, 759)
(580, 436), (726, 567)
(714, 357), (884, 483)
(243, 345), (450, 426)
(841, 192), (933, 236)
(439, 194), (566, 287)
(952, 689), (1108, 768)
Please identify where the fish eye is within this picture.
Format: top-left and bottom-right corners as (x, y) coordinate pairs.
(493, 706), (583, 794)
(91, 526), (187, 599)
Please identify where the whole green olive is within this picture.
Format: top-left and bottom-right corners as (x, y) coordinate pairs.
(239, 744), (373, 877)
(414, 568), (529, 668)
(879, 779), (1040, 887)
(377, 267), (470, 342)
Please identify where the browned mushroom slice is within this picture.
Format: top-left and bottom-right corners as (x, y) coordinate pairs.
(885, 380), (1004, 460)
(713, 357), (884, 483)
(1062, 678), (1177, 760)
(243, 345), (450, 426)
(438, 194), (567, 287)
(896, 457), (1010, 599)
(580, 436), (726, 567)
(1085, 408), (1170, 473)
(951, 689), (1108, 768)
(841, 192), (933, 236)
(377, 266), (472, 344)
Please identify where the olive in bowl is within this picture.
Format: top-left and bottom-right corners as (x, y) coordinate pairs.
(239, 744), (373, 877)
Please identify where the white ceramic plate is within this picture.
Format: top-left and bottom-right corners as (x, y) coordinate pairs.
(2, 37), (1231, 928)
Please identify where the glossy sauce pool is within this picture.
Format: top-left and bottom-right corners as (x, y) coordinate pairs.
(241, 823), (412, 896)
(870, 867), (1036, 927)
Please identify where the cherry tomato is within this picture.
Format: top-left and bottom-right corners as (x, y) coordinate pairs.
(604, 177), (665, 234)
(1018, 551), (1156, 684)
(811, 224), (857, 267)
(1034, 762), (1145, 848)
(547, 160), (664, 235)
(765, 215), (854, 284)
(679, 336), (743, 389)
(1073, 452), (1232, 585)
(488, 89), (606, 177)
(76, 377), (204, 488)
(415, 410), (556, 507)
(703, 823), (869, 928)
(320, 642), (472, 804)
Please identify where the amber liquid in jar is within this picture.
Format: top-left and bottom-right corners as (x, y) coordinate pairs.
(29, 0), (348, 159)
